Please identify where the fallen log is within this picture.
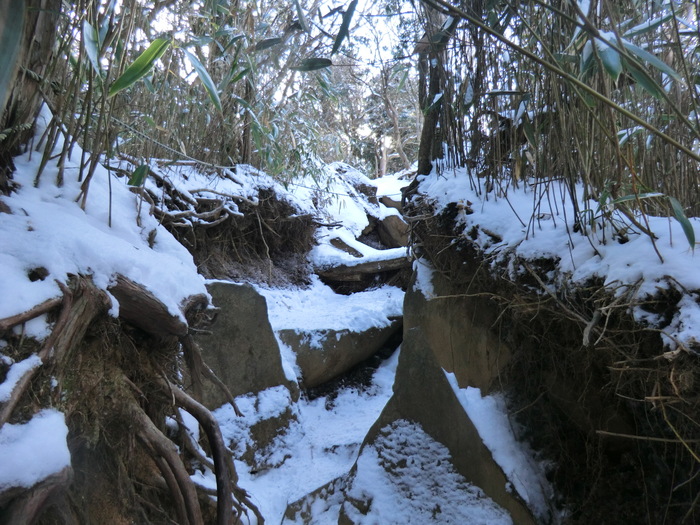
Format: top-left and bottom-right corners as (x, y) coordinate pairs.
(316, 254), (411, 282)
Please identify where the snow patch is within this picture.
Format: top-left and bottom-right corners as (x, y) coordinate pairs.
(445, 372), (553, 521)
(0, 409), (70, 491)
(345, 419), (513, 524)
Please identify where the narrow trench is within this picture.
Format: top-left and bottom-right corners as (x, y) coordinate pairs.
(303, 321), (404, 402)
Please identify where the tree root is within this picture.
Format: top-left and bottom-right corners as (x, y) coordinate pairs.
(182, 334), (242, 417)
(0, 277), (109, 428)
(163, 379), (234, 524)
(0, 296), (62, 335)
(125, 394), (205, 525)
(1, 275), (262, 523)
(0, 466), (73, 525)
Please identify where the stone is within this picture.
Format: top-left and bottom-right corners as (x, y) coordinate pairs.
(403, 269), (511, 391)
(376, 214), (409, 248)
(278, 320), (402, 389)
(379, 195), (402, 213)
(344, 327), (537, 524)
(193, 281), (296, 409)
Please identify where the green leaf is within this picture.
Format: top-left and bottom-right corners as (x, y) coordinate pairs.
(611, 192), (663, 204)
(293, 0), (310, 33)
(83, 20), (103, 75)
(522, 117), (537, 148)
(331, 0), (358, 55)
(623, 13), (673, 39)
(291, 58), (333, 71)
(254, 37), (283, 51)
(596, 40), (622, 82)
(128, 164), (149, 186)
(625, 60), (665, 99)
(579, 41), (596, 80)
(622, 40), (681, 80)
(182, 48), (222, 112)
(668, 196), (696, 249)
(229, 67), (250, 84)
(108, 37), (171, 98)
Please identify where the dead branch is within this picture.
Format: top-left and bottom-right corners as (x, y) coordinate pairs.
(0, 278), (108, 428)
(0, 296), (62, 334)
(189, 188), (258, 206)
(316, 254), (411, 282)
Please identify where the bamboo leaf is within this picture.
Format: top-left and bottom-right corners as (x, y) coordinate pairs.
(254, 37), (283, 51)
(293, 0), (310, 33)
(83, 20), (103, 75)
(128, 164), (149, 186)
(331, 0), (358, 55)
(182, 48), (222, 112)
(291, 57), (333, 71)
(108, 37), (171, 98)
(522, 118), (537, 147)
(623, 13), (673, 39)
(668, 196), (696, 250)
(622, 40), (681, 80)
(596, 40), (622, 82)
(230, 67), (250, 84)
(625, 60), (665, 99)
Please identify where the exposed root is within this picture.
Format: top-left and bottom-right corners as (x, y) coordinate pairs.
(0, 277), (109, 428)
(125, 393), (204, 525)
(0, 274), (262, 523)
(163, 379), (235, 524)
(0, 466), (73, 524)
(182, 334), (243, 417)
(0, 296), (62, 335)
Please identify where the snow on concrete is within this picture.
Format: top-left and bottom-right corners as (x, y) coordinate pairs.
(258, 275), (404, 333)
(216, 351), (401, 524)
(343, 419), (513, 525)
(446, 373), (553, 522)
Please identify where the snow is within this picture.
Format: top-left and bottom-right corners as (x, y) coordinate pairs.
(257, 275), (403, 333)
(216, 351), (400, 524)
(343, 419), (513, 525)
(0, 106), (208, 335)
(413, 257), (436, 299)
(0, 354), (42, 402)
(373, 170), (410, 200)
(445, 373), (552, 522)
(0, 409), (70, 491)
(6, 107), (699, 523)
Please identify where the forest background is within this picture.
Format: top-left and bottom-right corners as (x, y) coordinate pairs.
(3, 0), (700, 241)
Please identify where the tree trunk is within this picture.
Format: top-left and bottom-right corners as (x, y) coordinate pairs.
(0, 0), (62, 190)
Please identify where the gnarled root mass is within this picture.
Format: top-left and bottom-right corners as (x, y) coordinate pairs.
(0, 275), (262, 523)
